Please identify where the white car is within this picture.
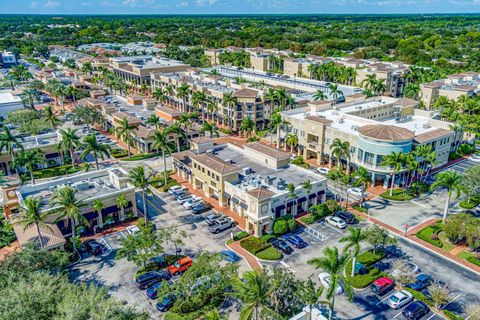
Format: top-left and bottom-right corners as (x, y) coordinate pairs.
(347, 187), (367, 198)
(180, 195), (201, 206)
(469, 154), (480, 163)
(318, 272), (343, 294)
(184, 198), (203, 209)
(316, 167), (331, 175)
(168, 185), (185, 195)
(125, 225), (141, 235)
(325, 216), (347, 229)
(387, 290), (413, 309)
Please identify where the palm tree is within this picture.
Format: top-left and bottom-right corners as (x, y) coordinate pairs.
(340, 228), (366, 276)
(329, 138), (350, 170)
(265, 88), (278, 113)
(192, 91), (207, 122)
(286, 133), (299, 156)
(153, 87), (167, 104)
(231, 270), (277, 320)
(176, 83), (190, 112)
(302, 179), (312, 207)
(353, 166), (371, 206)
(222, 92), (238, 120)
(151, 130), (174, 185)
(128, 166), (154, 223)
(15, 196), (51, 249)
(80, 134), (110, 170)
(114, 117), (137, 158)
(374, 79), (387, 96)
(43, 105), (61, 129)
(0, 126), (22, 174)
(51, 186), (87, 253)
(200, 122), (220, 138)
(179, 112), (196, 147)
(20, 88), (40, 110)
(431, 170), (463, 222)
(313, 89), (327, 101)
(12, 149), (45, 185)
(116, 193), (129, 221)
(381, 152), (406, 196)
(361, 74), (377, 91)
(239, 116), (256, 138)
(146, 114), (162, 130)
(165, 121), (186, 153)
(269, 109), (288, 150)
(66, 86), (81, 106)
(328, 84), (343, 105)
(58, 128), (80, 168)
(92, 200), (104, 228)
(308, 247), (353, 320)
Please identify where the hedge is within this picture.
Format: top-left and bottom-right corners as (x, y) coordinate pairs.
(120, 152), (160, 161)
(33, 165), (81, 179)
(416, 223), (443, 248)
(403, 288), (433, 307)
(466, 256), (480, 267)
(443, 310), (465, 320)
(380, 189), (414, 201)
(233, 231), (250, 241)
(256, 246), (282, 260)
(273, 215), (297, 235)
(357, 250), (385, 267)
(345, 260), (387, 288)
(459, 200), (478, 209)
(351, 205), (367, 213)
(300, 214), (318, 225)
(159, 180), (179, 192)
(240, 237), (271, 255)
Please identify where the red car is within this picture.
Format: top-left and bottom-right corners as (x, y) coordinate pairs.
(371, 277), (395, 295)
(168, 257), (193, 276)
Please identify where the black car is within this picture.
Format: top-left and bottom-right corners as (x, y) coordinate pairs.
(269, 238), (293, 254)
(191, 203), (212, 214)
(335, 211), (356, 224)
(83, 240), (103, 256)
(156, 295), (176, 312)
(402, 301), (430, 320)
(135, 271), (171, 290)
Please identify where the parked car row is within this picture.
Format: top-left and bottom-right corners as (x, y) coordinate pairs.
(168, 186), (213, 214)
(134, 256), (194, 313)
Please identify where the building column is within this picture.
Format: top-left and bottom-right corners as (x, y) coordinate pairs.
(97, 212), (103, 228)
(119, 208), (125, 222)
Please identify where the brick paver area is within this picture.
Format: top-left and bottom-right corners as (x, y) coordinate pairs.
(0, 241), (20, 261)
(81, 220), (139, 241)
(171, 174), (246, 230)
(227, 239), (262, 270)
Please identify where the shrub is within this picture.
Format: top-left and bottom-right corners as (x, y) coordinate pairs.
(345, 259), (387, 288)
(403, 288), (433, 307)
(443, 310), (465, 320)
(380, 189), (414, 201)
(233, 231), (249, 241)
(111, 150), (128, 158)
(408, 181), (430, 194)
(160, 180), (179, 192)
(449, 152), (461, 161)
(300, 215), (317, 225)
(357, 250), (385, 266)
(120, 152), (160, 161)
(219, 128), (232, 134)
(457, 143), (476, 156)
(459, 200), (478, 209)
(260, 235), (275, 242)
(416, 223), (443, 248)
(466, 256), (480, 267)
(273, 215), (297, 235)
(240, 237), (271, 255)
(33, 165), (81, 179)
(256, 247), (282, 260)
(351, 205), (367, 213)
(309, 204), (332, 220)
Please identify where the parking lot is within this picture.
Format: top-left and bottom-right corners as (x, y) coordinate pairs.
(69, 189), (249, 318)
(443, 158), (479, 174)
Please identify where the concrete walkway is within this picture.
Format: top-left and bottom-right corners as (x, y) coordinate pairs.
(227, 239), (262, 271)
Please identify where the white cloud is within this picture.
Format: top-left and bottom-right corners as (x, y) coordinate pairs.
(44, 0), (60, 8)
(195, 0), (218, 6)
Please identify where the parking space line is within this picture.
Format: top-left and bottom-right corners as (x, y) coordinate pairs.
(376, 292), (395, 305)
(119, 231), (127, 238)
(466, 304), (480, 320)
(411, 200), (427, 208)
(322, 223), (343, 234)
(393, 310), (403, 318)
(426, 313), (438, 320)
(440, 294), (462, 310)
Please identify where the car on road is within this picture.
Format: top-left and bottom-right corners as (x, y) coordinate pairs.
(83, 239), (103, 256)
(136, 271), (171, 290)
(392, 261), (420, 279)
(318, 272), (343, 294)
(220, 250), (241, 262)
(125, 225), (141, 235)
(402, 300), (430, 320)
(168, 186), (185, 195)
(469, 154), (480, 163)
(207, 217), (235, 234)
(325, 216), (347, 229)
(335, 211), (356, 224)
(156, 295), (176, 312)
(405, 274), (432, 291)
(168, 257), (193, 276)
(316, 167), (331, 175)
(347, 187), (367, 198)
(283, 233), (307, 248)
(269, 238), (293, 254)
(191, 202), (212, 214)
(387, 290), (413, 309)
(183, 198), (203, 209)
(371, 277), (395, 295)
(205, 212), (222, 225)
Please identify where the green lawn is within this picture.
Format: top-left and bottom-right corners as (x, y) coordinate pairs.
(379, 189), (414, 201)
(415, 222), (444, 248)
(457, 250), (480, 267)
(33, 165), (81, 179)
(438, 232), (455, 252)
(256, 246), (282, 260)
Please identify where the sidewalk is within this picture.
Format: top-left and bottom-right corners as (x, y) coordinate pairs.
(171, 174), (246, 230)
(227, 239), (262, 270)
(81, 220), (139, 241)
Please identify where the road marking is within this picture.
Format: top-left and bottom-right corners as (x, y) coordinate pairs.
(322, 223), (343, 234)
(426, 313), (438, 320)
(376, 292), (395, 305)
(119, 231), (127, 238)
(466, 304), (480, 320)
(411, 200), (427, 208)
(393, 311), (404, 318)
(441, 294), (462, 310)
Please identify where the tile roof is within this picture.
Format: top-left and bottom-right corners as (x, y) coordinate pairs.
(359, 124), (415, 142)
(244, 142), (291, 160)
(134, 125), (155, 139)
(233, 88), (259, 98)
(305, 116), (333, 125)
(13, 223), (66, 250)
(246, 188), (275, 199)
(191, 153), (240, 174)
(113, 112), (141, 123)
(414, 128), (451, 144)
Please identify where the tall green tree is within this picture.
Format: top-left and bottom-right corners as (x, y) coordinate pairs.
(239, 117), (256, 139)
(15, 196), (51, 249)
(58, 128), (80, 168)
(151, 130), (174, 185)
(340, 227), (366, 277)
(114, 116), (136, 158)
(12, 149), (45, 185)
(128, 166), (154, 223)
(431, 170), (463, 222)
(42, 105), (61, 130)
(381, 151), (406, 196)
(0, 126), (22, 174)
(79, 134), (110, 170)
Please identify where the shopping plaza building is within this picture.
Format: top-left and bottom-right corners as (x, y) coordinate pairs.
(281, 96), (462, 187)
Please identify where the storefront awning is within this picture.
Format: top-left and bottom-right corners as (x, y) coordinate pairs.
(275, 205), (286, 212)
(224, 193), (231, 199)
(231, 197), (240, 204)
(298, 197), (307, 203)
(308, 194), (316, 199)
(240, 202), (248, 209)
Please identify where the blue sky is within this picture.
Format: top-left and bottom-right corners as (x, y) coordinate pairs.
(2, 0), (480, 14)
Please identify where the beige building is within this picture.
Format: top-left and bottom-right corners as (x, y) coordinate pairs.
(204, 48), (223, 66)
(173, 142), (327, 236)
(250, 54), (270, 72)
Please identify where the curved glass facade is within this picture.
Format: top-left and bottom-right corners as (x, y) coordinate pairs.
(357, 135), (413, 171)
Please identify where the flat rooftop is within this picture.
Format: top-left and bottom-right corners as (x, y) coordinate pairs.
(0, 90), (22, 104)
(18, 169), (132, 211)
(214, 145), (325, 196)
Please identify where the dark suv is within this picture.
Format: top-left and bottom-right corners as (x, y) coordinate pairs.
(269, 238), (293, 254)
(335, 211), (356, 224)
(135, 271), (171, 290)
(402, 301), (430, 319)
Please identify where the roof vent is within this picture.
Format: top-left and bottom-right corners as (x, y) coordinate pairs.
(337, 117), (344, 123)
(422, 122), (431, 129)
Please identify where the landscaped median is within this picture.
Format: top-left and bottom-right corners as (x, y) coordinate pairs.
(239, 235), (282, 261)
(33, 164), (81, 179)
(344, 249), (387, 289)
(379, 182), (431, 201)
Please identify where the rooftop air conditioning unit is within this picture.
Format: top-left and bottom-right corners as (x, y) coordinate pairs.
(337, 117), (344, 123)
(242, 167), (253, 175)
(422, 122), (431, 129)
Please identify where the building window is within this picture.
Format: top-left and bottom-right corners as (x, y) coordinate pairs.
(364, 152), (375, 165)
(301, 130), (305, 137)
(376, 155), (383, 166)
(357, 149), (363, 162)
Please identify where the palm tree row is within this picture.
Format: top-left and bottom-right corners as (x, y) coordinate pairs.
(361, 74), (387, 96)
(308, 61), (357, 86)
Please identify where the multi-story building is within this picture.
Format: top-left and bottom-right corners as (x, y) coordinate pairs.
(355, 61), (410, 97)
(173, 142), (327, 236)
(0, 51), (17, 68)
(204, 48), (224, 66)
(0, 90), (23, 119)
(282, 96), (462, 188)
(420, 72), (480, 109)
(283, 57), (331, 79)
(1, 168), (137, 250)
(250, 54), (270, 72)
